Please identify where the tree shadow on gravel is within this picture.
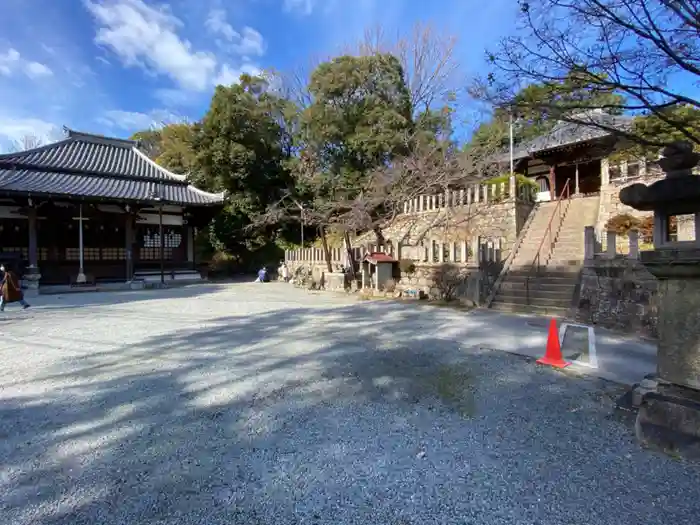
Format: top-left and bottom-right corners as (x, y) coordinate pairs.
(1, 300), (699, 525)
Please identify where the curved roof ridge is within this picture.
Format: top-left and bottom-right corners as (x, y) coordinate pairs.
(131, 147), (187, 181)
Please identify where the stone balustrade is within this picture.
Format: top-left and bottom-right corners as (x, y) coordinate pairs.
(584, 226), (643, 260)
(285, 246), (369, 265)
(400, 178), (535, 215)
(284, 237), (500, 266)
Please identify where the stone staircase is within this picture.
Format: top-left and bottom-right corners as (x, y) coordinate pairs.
(489, 196), (600, 317)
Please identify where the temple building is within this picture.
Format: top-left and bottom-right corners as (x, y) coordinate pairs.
(0, 129), (225, 288)
(502, 110), (638, 201)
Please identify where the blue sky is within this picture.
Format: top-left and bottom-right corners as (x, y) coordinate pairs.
(0, 0), (519, 150)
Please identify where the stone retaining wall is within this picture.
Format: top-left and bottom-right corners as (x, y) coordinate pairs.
(575, 257), (658, 339)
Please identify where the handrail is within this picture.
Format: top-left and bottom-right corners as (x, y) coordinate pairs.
(525, 179), (572, 305)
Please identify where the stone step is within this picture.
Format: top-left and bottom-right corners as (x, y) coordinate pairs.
(489, 300), (570, 317)
(500, 280), (578, 292)
(501, 276), (579, 287)
(495, 288), (573, 304)
(507, 265), (581, 275)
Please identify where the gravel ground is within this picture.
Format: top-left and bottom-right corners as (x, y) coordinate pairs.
(1, 283), (699, 525)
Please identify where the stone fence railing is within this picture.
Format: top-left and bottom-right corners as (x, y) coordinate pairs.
(401, 178), (535, 214)
(285, 237), (503, 266)
(285, 245), (387, 265)
(584, 226), (645, 260)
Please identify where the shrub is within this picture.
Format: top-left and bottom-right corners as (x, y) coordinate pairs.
(433, 264), (469, 302)
(399, 259), (416, 274)
(637, 214), (677, 243)
(208, 250), (238, 275)
(384, 278), (396, 293)
(605, 213), (642, 235)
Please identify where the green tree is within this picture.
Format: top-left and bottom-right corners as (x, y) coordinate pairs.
(481, 0), (700, 149)
(624, 105), (700, 160)
(156, 123), (198, 175)
(130, 128), (162, 160)
(194, 74), (295, 265)
(298, 53), (413, 234)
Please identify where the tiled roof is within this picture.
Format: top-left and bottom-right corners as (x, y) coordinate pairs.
(492, 111), (634, 163)
(0, 169), (222, 205)
(0, 129), (225, 206)
(525, 112), (633, 154)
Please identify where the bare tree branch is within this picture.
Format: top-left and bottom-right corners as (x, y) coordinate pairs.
(478, 0), (700, 147)
(347, 22), (462, 117)
(11, 134), (43, 152)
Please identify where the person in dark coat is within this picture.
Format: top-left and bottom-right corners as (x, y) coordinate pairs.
(0, 263), (30, 311)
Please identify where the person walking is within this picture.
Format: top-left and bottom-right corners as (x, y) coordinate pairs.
(281, 263), (289, 282)
(0, 263), (30, 312)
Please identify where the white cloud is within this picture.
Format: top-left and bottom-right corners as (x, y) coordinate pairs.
(0, 48), (54, 80)
(0, 116), (61, 146)
(84, 0), (217, 91)
(0, 49), (20, 76)
(206, 9), (265, 57)
(283, 0), (316, 16)
(98, 108), (182, 131)
(214, 63), (262, 86)
(24, 61), (53, 79)
(84, 0), (265, 97)
(234, 27), (265, 57)
(205, 8), (237, 41)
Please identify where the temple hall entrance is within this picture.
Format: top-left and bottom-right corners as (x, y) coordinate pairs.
(555, 159), (602, 197)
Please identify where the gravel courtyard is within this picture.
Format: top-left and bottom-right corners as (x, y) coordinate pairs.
(1, 283), (699, 525)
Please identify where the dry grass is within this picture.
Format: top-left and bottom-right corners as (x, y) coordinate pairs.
(426, 365), (476, 417)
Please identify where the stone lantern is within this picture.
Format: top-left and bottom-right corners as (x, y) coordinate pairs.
(619, 141), (700, 455)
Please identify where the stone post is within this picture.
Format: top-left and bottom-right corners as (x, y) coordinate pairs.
(606, 231), (617, 257)
(619, 141), (700, 457)
(584, 226), (595, 261)
(628, 230), (639, 259)
(471, 237), (480, 265)
(509, 174), (516, 199)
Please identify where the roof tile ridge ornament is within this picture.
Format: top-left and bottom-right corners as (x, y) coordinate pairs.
(64, 127), (137, 149)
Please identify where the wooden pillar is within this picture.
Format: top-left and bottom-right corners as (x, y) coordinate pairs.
(74, 204), (87, 284)
(125, 211), (134, 281)
(24, 203), (42, 293)
(27, 205), (38, 269)
(549, 165), (557, 200)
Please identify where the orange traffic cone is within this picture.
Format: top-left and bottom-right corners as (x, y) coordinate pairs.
(536, 318), (571, 368)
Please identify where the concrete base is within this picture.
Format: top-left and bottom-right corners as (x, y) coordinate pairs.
(325, 272), (347, 291)
(76, 272), (87, 284)
(635, 382), (700, 459)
